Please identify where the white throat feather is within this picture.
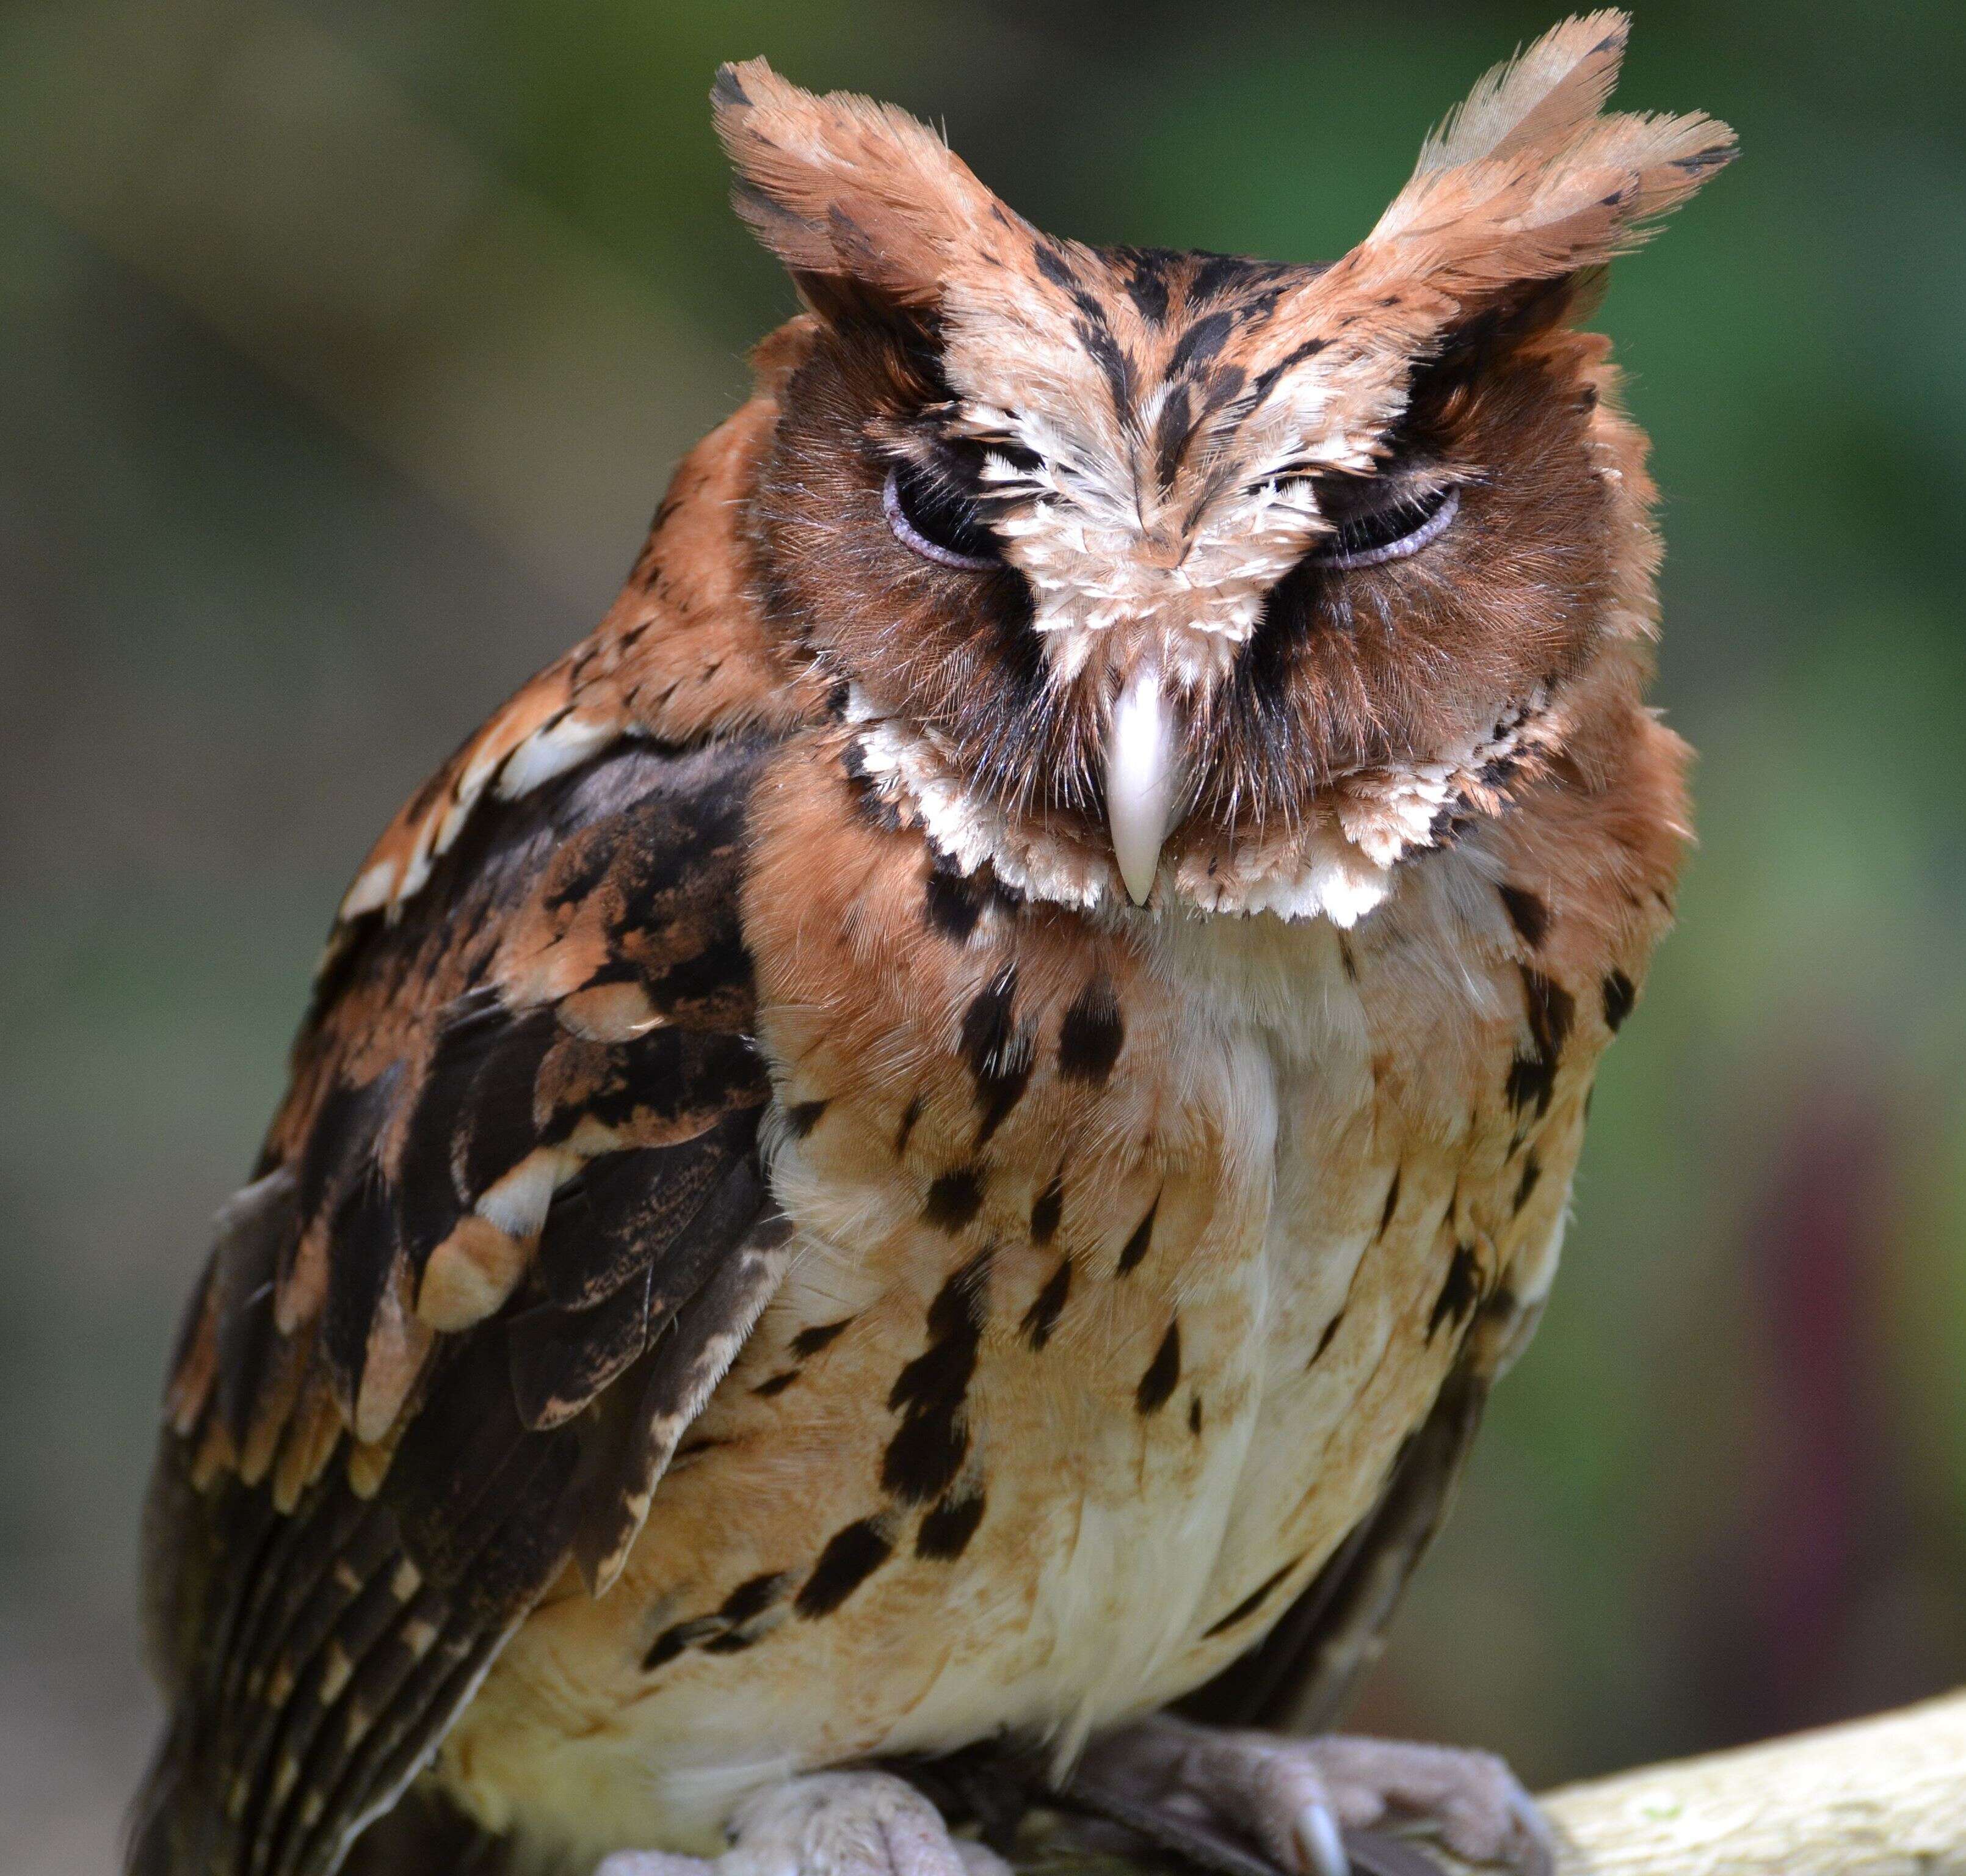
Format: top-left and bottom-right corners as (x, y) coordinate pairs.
(843, 683), (1563, 927)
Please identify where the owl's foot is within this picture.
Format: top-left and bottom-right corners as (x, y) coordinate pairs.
(1075, 1714), (1553, 1876)
(595, 1770), (1012, 1876)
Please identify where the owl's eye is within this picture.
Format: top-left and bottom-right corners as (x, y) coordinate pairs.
(1318, 481), (1460, 570)
(883, 461), (1003, 571)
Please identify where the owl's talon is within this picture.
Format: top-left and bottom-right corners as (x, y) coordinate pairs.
(1294, 1801), (1349, 1876)
(593, 1772), (985, 1876)
(1081, 1715), (1550, 1876)
(1496, 1789), (1557, 1876)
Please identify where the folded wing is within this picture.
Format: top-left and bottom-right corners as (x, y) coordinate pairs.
(132, 735), (788, 1876)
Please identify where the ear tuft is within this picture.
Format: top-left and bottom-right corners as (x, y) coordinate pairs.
(1368, 14), (1734, 301)
(1418, 10), (1631, 173)
(711, 57), (1011, 308)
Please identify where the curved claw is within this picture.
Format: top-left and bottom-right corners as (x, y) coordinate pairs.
(1294, 1803), (1349, 1876)
(1504, 1790), (1558, 1876)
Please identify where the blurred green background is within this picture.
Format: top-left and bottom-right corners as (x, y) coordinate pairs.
(2, 1), (1963, 1869)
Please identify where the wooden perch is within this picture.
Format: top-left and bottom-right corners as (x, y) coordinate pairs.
(1489, 1688), (1966, 1876)
(1024, 1691), (1966, 1876)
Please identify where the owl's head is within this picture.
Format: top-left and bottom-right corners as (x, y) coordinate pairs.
(718, 13), (1731, 923)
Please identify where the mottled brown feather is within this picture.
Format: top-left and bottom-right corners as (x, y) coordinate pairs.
(134, 377), (811, 1869)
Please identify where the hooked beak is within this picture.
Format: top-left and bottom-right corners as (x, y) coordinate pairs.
(1106, 664), (1181, 907)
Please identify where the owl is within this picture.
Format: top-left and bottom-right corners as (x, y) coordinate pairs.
(130, 16), (1730, 1876)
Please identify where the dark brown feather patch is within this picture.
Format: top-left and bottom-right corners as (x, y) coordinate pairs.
(1136, 1320), (1182, 1415)
(136, 738), (785, 1876)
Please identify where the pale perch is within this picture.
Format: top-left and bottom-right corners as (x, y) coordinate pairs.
(1018, 1692), (1966, 1876)
(1504, 1689), (1966, 1876)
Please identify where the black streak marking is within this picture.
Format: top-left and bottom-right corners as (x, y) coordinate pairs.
(1189, 1395), (1203, 1436)
(796, 1519), (894, 1618)
(1512, 1154), (1542, 1216)
(719, 1571), (789, 1624)
(1200, 1559), (1298, 1638)
(883, 1249), (992, 1503)
(923, 860), (982, 942)
(1136, 1320), (1181, 1414)
(1169, 309), (1233, 374)
(1020, 1259), (1071, 1352)
(1603, 970), (1636, 1032)
(785, 1099), (828, 1139)
(1310, 1311), (1343, 1365)
(1247, 335), (1328, 407)
(702, 1629), (760, 1654)
(1197, 360), (1246, 415)
(1378, 1169), (1401, 1237)
(1506, 968), (1575, 1120)
(641, 1612), (724, 1671)
(896, 1094), (923, 1155)
(790, 1318), (853, 1359)
(1115, 1195), (1159, 1276)
(752, 1369), (800, 1397)
(1498, 884), (1550, 950)
(961, 967), (1034, 1145)
(1035, 243), (1078, 289)
(1429, 1246), (1483, 1342)
(1153, 386), (1193, 489)
(1031, 1169), (1064, 1245)
(1124, 255), (1170, 324)
(915, 1486), (987, 1562)
(1189, 252), (1268, 300)
(923, 1169), (984, 1232)
(642, 1624), (691, 1671)
(1078, 319), (1136, 417)
(1057, 978), (1125, 1085)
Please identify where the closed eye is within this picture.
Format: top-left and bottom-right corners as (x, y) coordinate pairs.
(883, 461), (1003, 571)
(1317, 482), (1459, 570)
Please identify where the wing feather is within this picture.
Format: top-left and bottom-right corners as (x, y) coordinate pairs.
(132, 733), (786, 1876)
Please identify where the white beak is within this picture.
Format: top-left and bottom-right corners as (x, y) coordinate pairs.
(1106, 664), (1181, 907)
